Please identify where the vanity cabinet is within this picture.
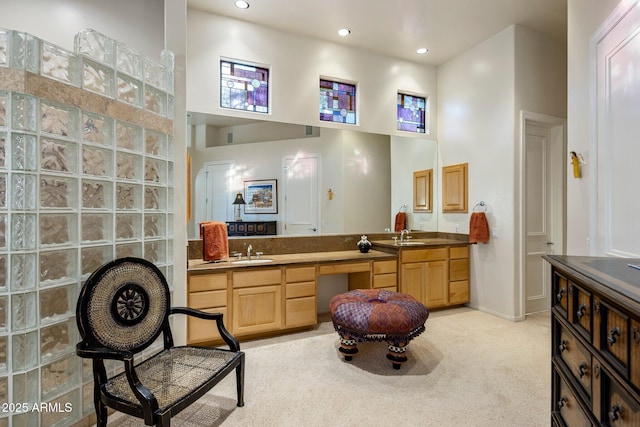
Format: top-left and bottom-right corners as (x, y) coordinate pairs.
(187, 272), (229, 344)
(284, 266), (317, 328)
(449, 246), (470, 305)
(544, 255), (640, 426)
(372, 259), (397, 291)
(400, 248), (449, 308)
(231, 268), (282, 336)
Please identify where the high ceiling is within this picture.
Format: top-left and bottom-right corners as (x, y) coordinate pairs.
(187, 0), (567, 66)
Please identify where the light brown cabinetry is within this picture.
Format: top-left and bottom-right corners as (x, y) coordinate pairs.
(442, 162), (468, 213)
(284, 266), (317, 328)
(545, 255), (640, 426)
(372, 259), (397, 291)
(187, 272), (229, 344)
(232, 268), (282, 336)
(449, 246), (470, 305)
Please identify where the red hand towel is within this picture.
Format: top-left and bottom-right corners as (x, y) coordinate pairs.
(394, 212), (407, 232)
(199, 221), (229, 261)
(469, 212), (490, 244)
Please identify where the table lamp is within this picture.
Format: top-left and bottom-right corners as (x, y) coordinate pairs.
(232, 192), (246, 221)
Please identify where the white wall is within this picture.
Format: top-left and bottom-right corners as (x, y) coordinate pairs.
(566, 0), (622, 255)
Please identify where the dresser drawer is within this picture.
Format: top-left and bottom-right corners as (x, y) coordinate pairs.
(449, 246), (468, 259)
(557, 322), (592, 398)
(188, 289), (227, 310)
(373, 259), (397, 274)
(285, 281), (316, 299)
(554, 367), (594, 427)
(373, 273), (397, 289)
(570, 283), (592, 340)
(553, 271), (569, 318)
(449, 258), (469, 282)
(189, 273), (227, 292)
(595, 298), (630, 372)
(285, 266), (316, 283)
(631, 319), (640, 392)
(600, 367), (640, 426)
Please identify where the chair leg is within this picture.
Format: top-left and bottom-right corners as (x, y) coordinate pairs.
(157, 413), (171, 427)
(93, 389), (108, 427)
(236, 353), (245, 407)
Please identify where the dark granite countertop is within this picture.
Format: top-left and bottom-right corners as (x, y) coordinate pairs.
(372, 238), (469, 250)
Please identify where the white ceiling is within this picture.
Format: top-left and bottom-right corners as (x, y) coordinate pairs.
(187, 0), (567, 66)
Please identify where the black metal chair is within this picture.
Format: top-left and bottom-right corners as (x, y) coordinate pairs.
(76, 257), (244, 426)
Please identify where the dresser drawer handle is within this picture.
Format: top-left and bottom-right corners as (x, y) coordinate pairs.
(633, 326), (640, 345)
(556, 288), (565, 302)
(578, 362), (588, 378)
(608, 327), (621, 345)
(609, 403), (622, 422)
(576, 304), (587, 319)
(559, 339), (568, 353)
(557, 397), (568, 409)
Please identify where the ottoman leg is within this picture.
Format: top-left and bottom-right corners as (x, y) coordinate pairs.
(339, 335), (358, 361)
(386, 341), (408, 369)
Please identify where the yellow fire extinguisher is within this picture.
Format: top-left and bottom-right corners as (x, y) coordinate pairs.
(570, 151), (581, 178)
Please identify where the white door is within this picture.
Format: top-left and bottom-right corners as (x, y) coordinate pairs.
(282, 154), (319, 235)
(196, 162), (234, 226)
(524, 121), (564, 314)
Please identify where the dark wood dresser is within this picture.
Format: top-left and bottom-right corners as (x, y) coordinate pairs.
(544, 255), (640, 426)
(226, 221), (276, 236)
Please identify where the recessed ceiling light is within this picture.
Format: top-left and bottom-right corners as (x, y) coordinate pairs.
(416, 47), (428, 54)
(338, 28), (351, 37)
(234, 1), (250, 9)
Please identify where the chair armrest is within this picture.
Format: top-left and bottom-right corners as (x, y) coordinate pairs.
(170, 307), (240, 352)
(76, 342), (133, 361)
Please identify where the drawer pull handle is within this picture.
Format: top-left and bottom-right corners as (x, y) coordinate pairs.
(608, 327), (621, 345)
(633, 326), (640, 345)
(576, 304), (587, 319)
(556, 288), (565, 302)
(578, 362), (588, 378)
(609, 404), (622, 422)
(557, 397), (568, 409)
(559, 339), (568, 353)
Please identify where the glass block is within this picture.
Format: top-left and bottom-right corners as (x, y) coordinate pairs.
(144, 213), (165, 238)
(12, 368), (39, 407)
(82, 58), (115, 97)
(74, 29), (115, 66)
(167, 94), (175, 119)
(0, 133), (5, 169)
(167, 213), (174, 237)
(144, 158), (165, 184)
(11, 174), (37, 210)
(39, 249), (76, 286)
(144, 86), (166, 115)
(9, 31), (39, 73)
(12, 409), (38, 427)
(167, 187), (174, 213)
(115, 242), (142, 259)
(40, 100), (80, 139)
(82, 111), (114, 146)
(116, 213), (141, 240)
(144, 186), (166, 210)
(81, 245), (111, 277)
(0, 174), (4, 208)
(82, 179), (112, 210)
(116, 183), (141, 210)
(144, 240), (165, 264)
(81, 213), (112, 243)
(0, 29), (7, 66)
(0, 376), (5, 404)
(0, 254), (6, 290)
(41, 388), (80, 427)
(82, 145), (112, 177)
(40, 318), (77, 361)
(11, 133), (37, 171)
(40, 137), (78, 174)
(116, 74), (142, 107)
(39, 214), (77, 247)
(162, 49), (175, 95)
(116, 42), (142, 78)
(0, 93), (6, 128)
(116, 152), (142, 181)
(116, 121), (142, 151)
(82, 382), (93, 416)
(40, 285), (75, 325)
(144, 56), (166, 91)
(0, 336), (6, 373)
(40, 175), (78, 209)
(40, 41), (81, 86)
(0, 296), (5, 332)
(11, 93), (37, 132)
(145, 129), (166, 157)
(11, 291), (37, 331)
(10, 213), (36, 251)
(40, 353), (80, 400)
(167, 136), (174, 161)
(168, 161), (174, 187)
(11, 253), (37, 291)
(0, 213), (4, 248)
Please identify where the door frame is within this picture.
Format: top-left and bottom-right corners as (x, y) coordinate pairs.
(517, 110), (566, 320)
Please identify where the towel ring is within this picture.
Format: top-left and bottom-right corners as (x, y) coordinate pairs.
(473, 201), (486, 212)
(398, 204), (408, 213)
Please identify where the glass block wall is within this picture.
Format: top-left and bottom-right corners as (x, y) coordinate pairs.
(0, 28), (174, 426)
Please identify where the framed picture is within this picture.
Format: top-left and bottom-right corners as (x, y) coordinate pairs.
(244, 179), (277, 214)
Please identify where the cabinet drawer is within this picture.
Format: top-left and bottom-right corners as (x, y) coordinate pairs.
(570, 283), (592, 340)
(449, 280), (469, 305)
(449, 258), (469, 282)
(449, 246), (469, 259)
(401, 248), (448, 263)
(553, 270), (569, 317)
(631, 319), (640, 392)
(286, 281), (316, 299)
(601, 367), (640, 426)
(188, 289), (227, 310)
(596, 300), (629, 371)
(233, 268), (282, 288)
(318, 262), (369, 275)
(558, 323), (592, 398)
(189, 273), (227, 292)
(285, 266), (316, 283)
(373, 273), (397, 289)
(285, 296), (316, 328)
(187, 307), (228, 344)
(554, 368), (593, 427)
(373, 260), (397, 274)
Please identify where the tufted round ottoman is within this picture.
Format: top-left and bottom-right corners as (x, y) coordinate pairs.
(329, 289), (429, 369)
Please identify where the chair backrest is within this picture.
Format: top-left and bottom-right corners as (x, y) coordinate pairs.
(76, 257), (170, 354)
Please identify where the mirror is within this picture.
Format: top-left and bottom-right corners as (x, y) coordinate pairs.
(186, 113), (438, 239)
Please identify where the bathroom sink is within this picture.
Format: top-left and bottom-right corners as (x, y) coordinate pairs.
(231, 258), (274, 265)
(397, 241), (427, 246)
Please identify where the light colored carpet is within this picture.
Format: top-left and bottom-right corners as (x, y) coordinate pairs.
(105, 307), (550, 427)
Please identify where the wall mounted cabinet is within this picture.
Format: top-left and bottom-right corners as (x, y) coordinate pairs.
(413, 169), (433, 213)
(442, 163), (468, 213)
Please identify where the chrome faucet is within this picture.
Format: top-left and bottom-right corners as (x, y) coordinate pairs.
(246, 244), (253, 259)
(400, 229), (410, 243)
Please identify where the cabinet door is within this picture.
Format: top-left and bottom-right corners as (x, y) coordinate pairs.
(442, 163), (468, 212)
(401, 262), (424, 303)
(232, 285), (282, 336)
(424, 260), (448, 308)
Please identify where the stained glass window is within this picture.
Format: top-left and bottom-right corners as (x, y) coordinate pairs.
(319, 79), (356, 124)
(220, 60), (269, 113)
(397, 92), (427, 133)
